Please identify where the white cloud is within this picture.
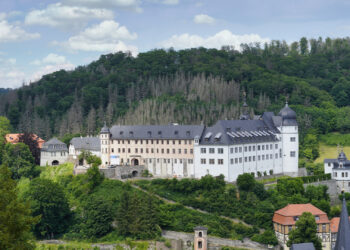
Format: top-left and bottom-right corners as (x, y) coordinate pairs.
(25, 3), (114, 28)
(61, 20), (138, 55)
(63, 0), (142, 12)
(160, 30), (270, 50)
(31, 53), (68, 66)
(0, 20), (40, 43)
(194, 14), (215, 24)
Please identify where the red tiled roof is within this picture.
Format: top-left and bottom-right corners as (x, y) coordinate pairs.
(330, 216), (350, 233)
(273, 203), (330, 225)
(5, 133), (45, 148)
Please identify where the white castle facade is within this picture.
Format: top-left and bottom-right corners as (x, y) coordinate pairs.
(99, 102), (299, 182)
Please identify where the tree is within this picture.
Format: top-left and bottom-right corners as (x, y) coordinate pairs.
(79, 196), (114, 238)
(0, 165), (38, 249)
(18, 132), (41, 165)
(237, 173), (256, 192)
(24, 178), (71, 239)
(2, 142), (39, 180)
(287, 212), (322, 250)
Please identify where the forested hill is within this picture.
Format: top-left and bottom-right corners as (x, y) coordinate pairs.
(2, 37), (350, 142)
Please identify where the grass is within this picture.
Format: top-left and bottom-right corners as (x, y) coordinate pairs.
(40, 163), (74, 182)
(257, 175), (289, 184)
(315, 143), (350, 163)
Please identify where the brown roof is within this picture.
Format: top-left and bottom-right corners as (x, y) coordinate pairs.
(273, 204), (330, 225)
(330, 217), (350, 233)
(5, 133), (45, 148)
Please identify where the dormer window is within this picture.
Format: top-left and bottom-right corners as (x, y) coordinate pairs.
(315, 216), (320, 221)
(226, 128), (231, 132)
(186, 131), (190, 136)
(147, 131), (152, 136)
(129, 131), (133, 136)
(120, 131), (123, 135)
(158, 131), (162, 135)
(174, 130), (178, 135)
(293, 216), (299, 221)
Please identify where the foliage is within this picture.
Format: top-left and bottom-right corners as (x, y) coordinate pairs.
(79, 151), (102, 167)
(236, 173), (256, 192)
(0, 165), (38, 250)
(39, 163), (74, 183)
(60, 133), (81, 145)
(18, 132), (41, 165)
(251, 230), (278, 245)
(3, 142), (39, 180)
(74, 195), (114, 239)
(24, 178), (71, 239)
(287, 212), (322, 250)
(319, 133), (350, 146)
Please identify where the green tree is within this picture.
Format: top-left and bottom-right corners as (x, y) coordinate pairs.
(3, 142), (39, 180)
(79, 196), (114, 238)
(24, 178), (71, 239)
(237, 173), (256, 192)
(0, 165), (38, 249)
(287, 212), (322, 250)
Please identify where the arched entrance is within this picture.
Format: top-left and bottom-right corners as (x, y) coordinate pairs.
(52, 160), (59, 166)
(131, 158), (139, 166)
(132, 170), (138, 177)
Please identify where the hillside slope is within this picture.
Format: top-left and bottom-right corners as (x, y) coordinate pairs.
(2, 37), (350, 139)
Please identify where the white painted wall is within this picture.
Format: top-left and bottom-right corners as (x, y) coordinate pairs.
(278, 125), (299, 176)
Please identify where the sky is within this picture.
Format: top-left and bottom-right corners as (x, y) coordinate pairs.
(1, 0), (350, 88)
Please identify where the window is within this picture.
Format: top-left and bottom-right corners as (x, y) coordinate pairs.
(188, 159), (193, 164)
(275, 153), (278, 159)
(122, 148), (125, 153)
(164, 159), (166, 163)
(198, 241), (202, 249)
(201, 148), (206, 154)
(288, 225), (292, 232)
(249, 156), (251, 162)
(235, 158), (238, 164)
(184, 149), (187, 154)
(346, 172), (348, 177)
(128, 148), (130, 153)
(235, 147), (238, 153)
(218, 148), (224, 154)
(118, 148), (121, 153)
(266, 154), (269, 160)
(167, 149), (170, 154)
(244, 146), (247, 152)
(189, 140), (192, 145)
(275, 144), (278, 149)
(253, 146), (255, 151)
(322, 224), (326, 231)
(178, 149), (181, 154)
(167, 140), (169, 144)
(334, 172), (337, 177)
(270, 154), (273, 159)
(184, 140), (187, 145)
(172, 149), (175, 154)
(179, 140), (181, 145)
(209, 159), (215, 165)
(253, 156), (255, 161)
(249, 146), (251, 151)
(258, 155), (261, 161)
(239, 147), (242, 153)
(230, 158), (234, 164)
(168, 159), (170, 163)
(262, 145), (265, 150)
(209, 148), (215, 154)
(342, 172), (345, 177)
(239, 157), (242, 163)
(230, 148), (233, 154)
(218, 159), (223, 165)
(161, 149), (164, 154)
(262, 155), (265, 160)
(151, 148), (154, 153)
(199, 232), (202, 237)
(190, 149), (193, 154)
(245, 157), (247, 162)
(270, 144), (273, 150)
(258, 145), (261, 150)
(135, 148), (138, 153)
(290, 137), (296, 142)
(290, 151), (296, 157)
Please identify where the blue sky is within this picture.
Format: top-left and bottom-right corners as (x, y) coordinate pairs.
(1, 0), (350, 88)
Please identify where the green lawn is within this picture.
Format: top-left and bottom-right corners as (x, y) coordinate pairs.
(315, 144), (350, 163)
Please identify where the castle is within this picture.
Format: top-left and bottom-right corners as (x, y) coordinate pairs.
(99, 102), (299, 182)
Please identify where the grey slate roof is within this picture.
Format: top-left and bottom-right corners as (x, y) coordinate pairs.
(194, 226), (208, 231)
(100, 122), (110, 133)
(290, 243), (315, 250)
(324, 151), (350, 169)
(334, 198), (350, 250)
(70, 137), (100, 151)
(199, 112), (280, 145)
(278, 103), (298, 126)
(41, 137), (68, 152)
(109, 124), (205, 140)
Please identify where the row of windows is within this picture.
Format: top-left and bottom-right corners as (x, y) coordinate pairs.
(200, 159), (224, 165)
(200, 148), (224, 154)
(113, 139), (192, 145)
(103, 148), (193, 154)
(49, 152), (66, 157)
(334, 172), (349, 178)
(229, 153), (279, 164)
(146, 158), (193, 164)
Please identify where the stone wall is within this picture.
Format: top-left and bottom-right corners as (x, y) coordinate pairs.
(162, 230), (272, 250)
(303, 179), (339, 205)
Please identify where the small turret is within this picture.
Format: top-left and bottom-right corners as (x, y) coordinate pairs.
(100, 121), (110, 134)
(239, 92), (250, 120)
(278, 101), (297, 125)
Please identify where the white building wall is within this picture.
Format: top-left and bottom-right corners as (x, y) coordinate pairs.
(279, 125), (299, 176)
(324, 162), (333, 174)
(100, 133), (110, 167)
(40, 151), (69, 166)
(195, 141), (284, 182)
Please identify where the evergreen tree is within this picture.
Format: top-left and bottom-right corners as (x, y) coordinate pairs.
(0, 165), (38, 249)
